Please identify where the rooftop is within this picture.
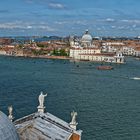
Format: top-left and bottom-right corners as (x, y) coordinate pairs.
(15, 112), (82, 140)
(14, 92), (82, 140)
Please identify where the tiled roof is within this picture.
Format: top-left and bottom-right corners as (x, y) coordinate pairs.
(135, 47), (140, 51)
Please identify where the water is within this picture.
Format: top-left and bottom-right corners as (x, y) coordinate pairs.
(0, 56), (140, 140)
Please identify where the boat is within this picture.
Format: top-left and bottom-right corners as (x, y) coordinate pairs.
(130, 77), (140, 80)
(97, 65), (113, 70)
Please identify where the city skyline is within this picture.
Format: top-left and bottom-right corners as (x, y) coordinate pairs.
(1, 0), (140, 36)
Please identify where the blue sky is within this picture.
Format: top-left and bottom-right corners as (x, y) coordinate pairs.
(0, 0), (140, 36)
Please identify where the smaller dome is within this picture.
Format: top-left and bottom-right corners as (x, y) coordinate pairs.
(0, 111), (19, 140)
(81, 30), (92, 43)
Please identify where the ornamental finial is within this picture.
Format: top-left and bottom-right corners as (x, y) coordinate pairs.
(8, 106), (14, 122)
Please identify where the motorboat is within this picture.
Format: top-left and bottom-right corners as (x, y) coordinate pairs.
(130, 77), (140, 80)
(97, 65), (113, 70)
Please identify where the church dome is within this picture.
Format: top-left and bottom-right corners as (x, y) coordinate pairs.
(0, 111), (19, 140)
(81, 30), (92, 43)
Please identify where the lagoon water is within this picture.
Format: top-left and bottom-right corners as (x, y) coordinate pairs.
(0, 56), (140, 140)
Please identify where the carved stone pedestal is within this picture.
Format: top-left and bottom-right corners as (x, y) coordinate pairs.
(69, 122), (77, 130)
(37, 106), (45, 113)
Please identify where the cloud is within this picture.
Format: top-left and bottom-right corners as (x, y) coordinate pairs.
(27, 25), (32, 29)
(0, 22), (24, 29)
(0, 21), (55, 31)
(132, 24), (136, 28)
(105, 18), (115, 22)
(37, 25), (55, 31)
(121, 19), (140, 24)
(48, 3), (65, 9)
(97, 18), (116, 23)
(111, 26), (116, 29)
(55, 20), (87, 25)
(55, 21), (67, 25)
(118, 26), (125, 30)
(24, 0), (66, 10)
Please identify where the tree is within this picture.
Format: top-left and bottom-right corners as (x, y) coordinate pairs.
(37, 43), (47, 48)
(52, 49), (68, 56)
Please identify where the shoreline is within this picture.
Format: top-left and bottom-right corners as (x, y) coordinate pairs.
(0, 54), (135, 64)
(30, 55), (71, 60)
(0, 54), (71, 60)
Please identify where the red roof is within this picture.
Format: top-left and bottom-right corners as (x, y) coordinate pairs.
(135, 47), (140, 51)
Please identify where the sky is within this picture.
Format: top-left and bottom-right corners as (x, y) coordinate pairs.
(0, 0), (140, 36)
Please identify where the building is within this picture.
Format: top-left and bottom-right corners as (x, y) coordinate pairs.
(101, 42), (125, 53)
(0, 92), (82, 140)
(69, 30), (124, 63)
(122, 46), (135, 56)
(0, 49), (6, 55)
(134, 47), (140, 57)
(81, 30), (93, 48)
(0, 38), (13, 45)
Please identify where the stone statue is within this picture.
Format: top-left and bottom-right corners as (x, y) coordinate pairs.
(71, 111), (77, 124)
(38, 91), (47, 108)
(70, 111), (78, 130)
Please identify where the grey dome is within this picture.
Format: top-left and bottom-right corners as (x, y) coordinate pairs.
(82, 34), (92, 42)
(0, 111), (19, 140)
(81, 30), (92, 43)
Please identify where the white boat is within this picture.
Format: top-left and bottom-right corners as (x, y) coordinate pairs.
(131, 77), (140, 80)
